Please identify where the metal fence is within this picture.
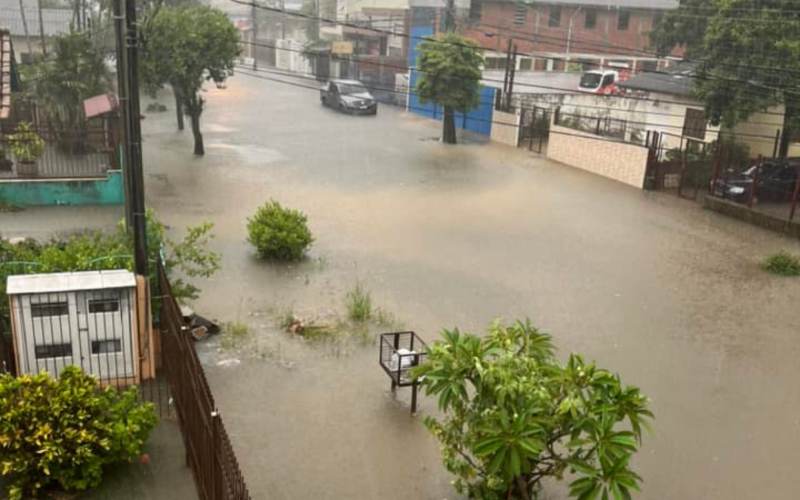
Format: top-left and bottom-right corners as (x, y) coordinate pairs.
(158, 263), (252, 500)
(554, 108), (645, 144)
(0, 127), (117, 180)
(519, 106), (550, 153)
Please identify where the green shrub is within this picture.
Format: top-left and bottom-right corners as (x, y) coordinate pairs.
(346, 284), (372, 322)
(763, 251), (800, 276)
(0, 367), (157, 499)
(247, 200), (314, 261)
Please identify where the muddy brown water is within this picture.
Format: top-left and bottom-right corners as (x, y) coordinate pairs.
(131, 75), (800, 500)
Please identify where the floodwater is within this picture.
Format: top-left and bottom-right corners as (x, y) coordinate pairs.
(134, 74), (800, 500)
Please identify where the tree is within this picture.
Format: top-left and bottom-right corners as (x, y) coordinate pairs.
(141, 6), (240, 155)
(413, 320), (653, 500)
(21, 29), (112, 152)
(650, 0), (800, 156)
(415, 34), (483, 145)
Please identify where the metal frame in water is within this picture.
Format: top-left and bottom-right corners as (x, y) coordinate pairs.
(379, 331), (428, 414)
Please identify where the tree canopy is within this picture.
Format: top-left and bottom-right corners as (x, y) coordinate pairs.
(413, 320), (653, 500)
(415, 34), (483, 144)
(141, 5), (240, 155)
(650, 0), (800, 150)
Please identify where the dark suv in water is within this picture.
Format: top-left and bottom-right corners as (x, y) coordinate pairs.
(320, 79), (378, 115)
(712, 159), (800, 203)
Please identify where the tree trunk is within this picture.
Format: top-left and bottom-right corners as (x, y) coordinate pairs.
(18, 0), (33, 58)
(442, 106), (457, 144)
(190, 109), (204, 156)
(174, 89), (184, 131)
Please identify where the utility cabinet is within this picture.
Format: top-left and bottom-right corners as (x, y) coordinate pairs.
(6, 270), (140, 384)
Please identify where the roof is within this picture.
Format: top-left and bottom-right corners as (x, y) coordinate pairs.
(487, 0), (679, 8)
(618, 63), (695, 97)
(0, 8), (72, 37)
(84, 93), (119, 119)
(0, 30), (11, 120)
(7, 270), (137, 295)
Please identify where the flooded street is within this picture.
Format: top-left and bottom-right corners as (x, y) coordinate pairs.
(138, 74), (800, 500)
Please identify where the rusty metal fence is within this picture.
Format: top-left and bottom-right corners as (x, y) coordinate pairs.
(158, 263), (252, 500)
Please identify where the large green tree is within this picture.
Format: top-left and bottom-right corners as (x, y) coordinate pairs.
(413, 320), (653, 500)
(415, 34), (483, 145)
(650, 0), (800, 155)
(141, 5), (240, 155)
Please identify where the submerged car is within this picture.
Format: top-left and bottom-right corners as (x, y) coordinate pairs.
(712, 160), (799, 203)
(320, 79), (377, 115)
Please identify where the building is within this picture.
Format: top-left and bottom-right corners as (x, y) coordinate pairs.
(0, 3), (72, 63)
(464, 0), (681, 73)
(1, 29), (20, 124)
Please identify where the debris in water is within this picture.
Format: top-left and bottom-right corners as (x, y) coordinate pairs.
(217, 358), (241, 367)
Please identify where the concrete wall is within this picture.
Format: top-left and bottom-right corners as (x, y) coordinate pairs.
(704, 196), (800, 239)
(0, 170), (124, 206)
(727, 106), (784, 158)
(491, 109), (520, 147)
(547, 124), (648, 188)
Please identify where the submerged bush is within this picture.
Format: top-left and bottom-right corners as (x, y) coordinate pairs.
(247, 200), (314, 261)
(762, 251), (800, 276)
(0, 367), (157, 499)
(346, 284), (372, 322)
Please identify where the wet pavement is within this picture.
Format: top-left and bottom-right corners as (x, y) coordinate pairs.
(5, 72), (800, 500)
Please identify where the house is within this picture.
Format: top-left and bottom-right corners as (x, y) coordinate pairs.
(464, 0), (681, 73)
(0, 3), (72, 63)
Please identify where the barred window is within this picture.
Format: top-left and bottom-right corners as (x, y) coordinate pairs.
(683, 109), (707, 140)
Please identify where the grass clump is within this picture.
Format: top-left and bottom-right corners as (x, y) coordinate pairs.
(346, 284), (372, 322)
(762, 251), (800, 276)
(247, 200), (314, 261)
(221, 320), (251, 349)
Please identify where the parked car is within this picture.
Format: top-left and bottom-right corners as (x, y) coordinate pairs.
(320, 79), (378, 115)
(712, 159), (800, 203)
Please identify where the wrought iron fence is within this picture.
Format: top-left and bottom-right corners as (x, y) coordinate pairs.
(0, 127), (118, 180)
(158, 262), (252, 500)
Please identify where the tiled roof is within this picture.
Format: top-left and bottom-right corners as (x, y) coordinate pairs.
(1, 30), (11, 120)
(0, 8), (72, 37)
(488, 0), (679, 8)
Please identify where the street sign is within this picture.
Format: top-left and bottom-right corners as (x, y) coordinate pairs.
(332, 41), (354, 55)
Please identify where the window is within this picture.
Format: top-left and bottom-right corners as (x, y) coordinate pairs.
(683, 109), (706, 140)
(484, 57), (508, 70)
(35, 343), (72, 359)
(89, 298), (120, 314)
(519, 58), (533, 71)
(618, 11), (630, 30)
(514, 3), (527, 25)
(469, 0), (482, 22)
(584, 9), (597, 29)
(601, 74), (615, 87)
(31, 302), (69, 318)
(641, 60), (658, 72)
(549, 6), (561, 27)
(92, 339), (122, 354)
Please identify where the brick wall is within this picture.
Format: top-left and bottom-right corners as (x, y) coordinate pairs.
(491, 109), (520, 146)
(464, 2), (683, 62)
(547, 124), (648, 188)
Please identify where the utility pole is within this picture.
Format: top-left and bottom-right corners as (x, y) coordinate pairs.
(251, 1), (257, 70)
(566, 7), (582, 72)
(123, 0), (148, 276)
(507, 44), (517, 110)
(113, 0), (133, 229)
(444, 0), (455, 32)
(36, 0), (47, 56)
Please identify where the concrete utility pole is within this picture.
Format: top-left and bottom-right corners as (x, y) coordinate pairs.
(444, 0), (456, 32)
(566, 7), (583, 71)
(36, 0), (47, 56)
(18, 0), (33, 58)
(251, 1), (258, 70)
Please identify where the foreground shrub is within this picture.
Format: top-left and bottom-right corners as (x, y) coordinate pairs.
(345, 284), (372, 322)
(247, 200), (314, 261)
(413, 319), (653, 500)
(0, 367), (158, 499)
(762, 251), (800, 276)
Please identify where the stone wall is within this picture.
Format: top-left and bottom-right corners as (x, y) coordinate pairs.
(547, 124), (649, 188)
(491, 109), (520, 147)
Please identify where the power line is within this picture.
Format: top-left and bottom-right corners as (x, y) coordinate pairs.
(237, 38), (791, 121)
(233, 63), (782, 145)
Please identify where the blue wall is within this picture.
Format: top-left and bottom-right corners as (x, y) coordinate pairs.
(0, 171), (124, 206)
(407, 26), (495, 136)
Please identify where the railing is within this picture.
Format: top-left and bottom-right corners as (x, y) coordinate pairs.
(158, 263), (252, 500)
(0, 127), (118, 180)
